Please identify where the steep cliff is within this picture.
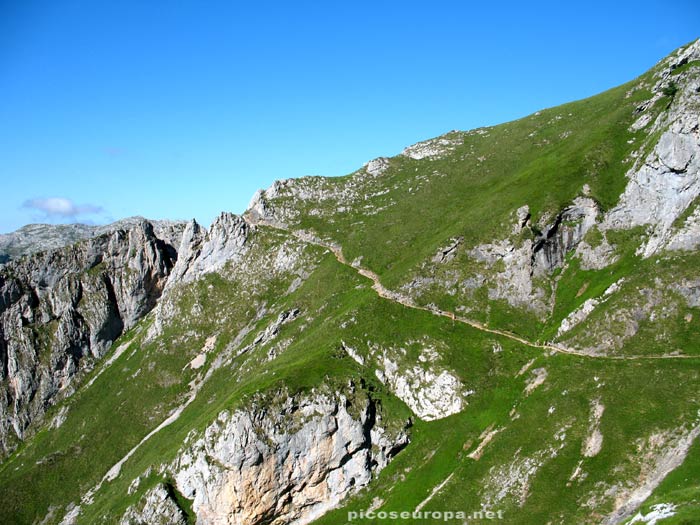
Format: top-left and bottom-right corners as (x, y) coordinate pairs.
(0, 219), (183, 455)
(120, 387), (408, 525)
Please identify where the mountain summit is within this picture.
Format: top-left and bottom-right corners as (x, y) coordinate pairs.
(1, 40), (699, 524)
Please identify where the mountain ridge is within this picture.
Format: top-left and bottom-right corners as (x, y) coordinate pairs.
(0, 39), (699, 525)
(0, 216), (188, 264)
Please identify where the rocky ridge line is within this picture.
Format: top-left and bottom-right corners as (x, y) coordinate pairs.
(0, 219), (183, 455)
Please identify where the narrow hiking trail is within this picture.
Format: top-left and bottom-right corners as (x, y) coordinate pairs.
(254, 220), (700, 362)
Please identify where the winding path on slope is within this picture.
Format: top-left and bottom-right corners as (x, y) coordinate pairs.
(254, 220), (699, 361)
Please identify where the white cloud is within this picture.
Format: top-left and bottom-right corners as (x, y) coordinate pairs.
(22, 197), (104, 218)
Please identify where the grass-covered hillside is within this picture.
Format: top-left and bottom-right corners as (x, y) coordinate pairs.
(0, 41), (699, 525)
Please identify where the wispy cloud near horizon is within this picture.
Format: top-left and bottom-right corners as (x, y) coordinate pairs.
(22, 197), (104, 220)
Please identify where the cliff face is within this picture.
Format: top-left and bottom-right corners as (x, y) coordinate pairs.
(0, 217), (186, 264)
(0, 219), (182, 454)
(119, 389), (408, 525)
(163, 389), (407, 525)
(604, 40), (700, 257)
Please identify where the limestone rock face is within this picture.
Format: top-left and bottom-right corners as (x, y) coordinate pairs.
(400, 132), (464, 160)
(0, 217), (186, 264)
(372, 349), (468, 421)
(364, 157), (390, 177)
(164, 219), (206, 286)
(460, 197), (600, 313)
(167, 212), (251, 285)
(120, 484), (188, 525)
(378, 362), (465, 421)
(147, 212), (254, 341)
(470, 238), (545, 311)
(0, 219), (181, 455)
(604, 40), (700, 257)
(246, 185), (288, 226)
(164, 390), (408, 525)
(666, 207), (700, 251)
(531, 197), (599, 275)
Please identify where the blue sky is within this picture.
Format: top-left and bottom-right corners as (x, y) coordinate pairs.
(1, 1), (698, 233)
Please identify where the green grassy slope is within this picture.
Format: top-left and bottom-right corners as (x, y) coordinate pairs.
(255, 46), (698, 348)
(2, 224), (698, 523)
(0, 42), (699, 525)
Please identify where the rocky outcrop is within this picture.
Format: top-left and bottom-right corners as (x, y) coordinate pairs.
(582, 399), (605, 458)
(343, 340), (469, 421)
(124, 388), (409, 525)
(246, 189), (280, 226)
(464, 197), (599, 313)
(531, 197), (599, 274)
(672, 278), (700, 307)
(432, 237), (463, 264)
(603, 422), (700, 524)
(0, 219), (181, 455)
(147, 213), (254, 341)
(363, 157), (391, 177)
(120, 484), (188, 525)
(556, 279), (625, 337)
(400, 132), (465, 160)
(165, 212), (251, 286)
(604, 40), (700, 257)
(0, 217), (186, 264)
(574, 232), (618, 270)
(374, 354), (467, 421)
(245, 160), (403, 225)
(666, 206), (700, 251)
(470, 238), (546, 312)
